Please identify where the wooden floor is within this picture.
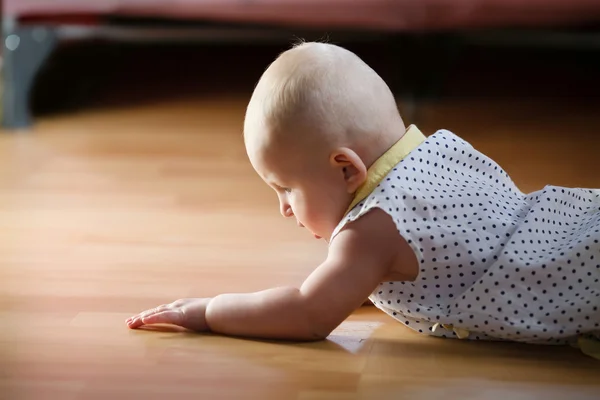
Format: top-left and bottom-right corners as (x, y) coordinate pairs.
(2, 51), (600, 398)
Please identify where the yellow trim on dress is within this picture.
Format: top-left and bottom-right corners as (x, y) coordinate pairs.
(573, 335), (600, 360)
(345, 125), (426, 214)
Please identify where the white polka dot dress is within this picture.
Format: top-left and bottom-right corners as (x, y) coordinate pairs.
(332, 129), (600, 344)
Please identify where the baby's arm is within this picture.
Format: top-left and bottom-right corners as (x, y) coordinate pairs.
(205, 209), (400, 340)
(127, 209), (402, 341)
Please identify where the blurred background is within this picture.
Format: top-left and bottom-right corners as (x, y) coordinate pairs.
(2, 0), (600, 132)
(1, 1), (600, 399)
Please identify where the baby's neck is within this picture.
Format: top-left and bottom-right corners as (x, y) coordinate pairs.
(361, 127), (407, 171)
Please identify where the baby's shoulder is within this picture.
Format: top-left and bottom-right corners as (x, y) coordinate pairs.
(329, 207), (419, 280)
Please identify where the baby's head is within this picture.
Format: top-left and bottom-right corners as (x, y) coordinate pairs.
(244, 41), (405, 241)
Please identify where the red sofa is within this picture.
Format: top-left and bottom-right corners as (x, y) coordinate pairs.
(7, 0), (600, 32)
(3, 0), (600, 129)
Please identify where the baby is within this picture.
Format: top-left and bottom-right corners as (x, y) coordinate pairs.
(127, 42), (600, 355)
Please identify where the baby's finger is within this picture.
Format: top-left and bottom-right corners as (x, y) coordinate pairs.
(127, 312), (152, 329)
(141, 310), (182, 326)
(126, 305), (166, 329)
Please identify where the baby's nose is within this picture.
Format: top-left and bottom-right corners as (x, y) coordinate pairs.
(280, 203), (293, 218)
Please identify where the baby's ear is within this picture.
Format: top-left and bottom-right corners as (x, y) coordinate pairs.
(330, 148), (367, 193)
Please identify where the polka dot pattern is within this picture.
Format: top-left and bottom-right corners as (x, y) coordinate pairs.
(332, 130), (600, 343)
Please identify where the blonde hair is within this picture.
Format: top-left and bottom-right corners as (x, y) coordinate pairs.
(244, 41), (404, 155)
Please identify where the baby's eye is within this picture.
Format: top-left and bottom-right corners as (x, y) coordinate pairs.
(283, 188), (292, 194)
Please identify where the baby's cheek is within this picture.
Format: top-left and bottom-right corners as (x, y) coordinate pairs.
(295, 202), (318, 229)
(312, 205), (337, 233)
(299, 192), (332, 230)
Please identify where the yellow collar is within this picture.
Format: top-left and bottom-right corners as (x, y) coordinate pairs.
(345, 125), (426, 214)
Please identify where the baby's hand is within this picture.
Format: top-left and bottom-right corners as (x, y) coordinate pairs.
(126, 298), (211, 331)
